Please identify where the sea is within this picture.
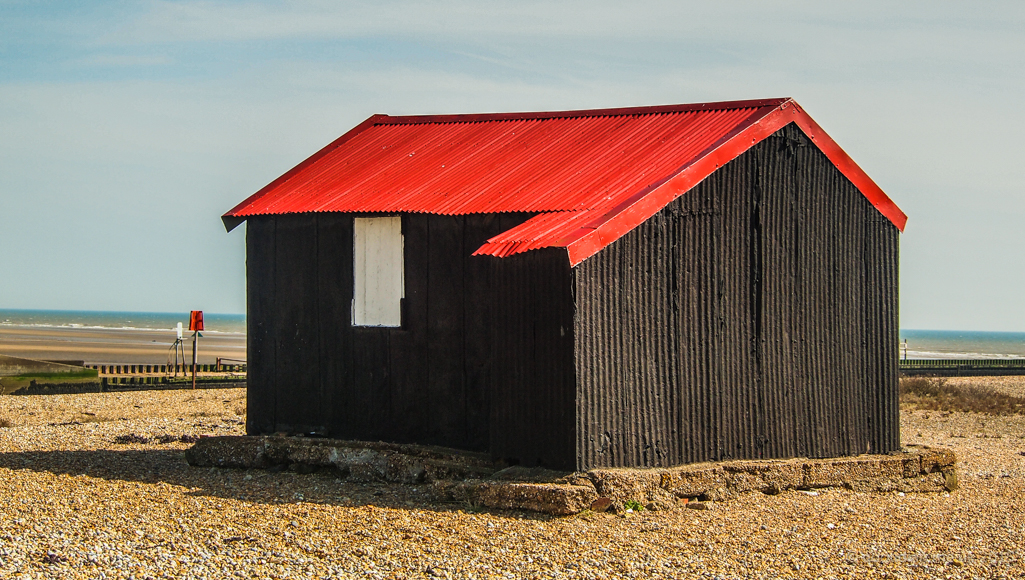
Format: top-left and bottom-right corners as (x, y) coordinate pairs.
(900, 329), (1025, 360)
(2, 310), (1023, 360)
(0, 309), (246, 335)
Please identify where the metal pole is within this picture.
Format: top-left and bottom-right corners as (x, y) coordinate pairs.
(175, 322), (184, 378)
(192, 332), (197, 390)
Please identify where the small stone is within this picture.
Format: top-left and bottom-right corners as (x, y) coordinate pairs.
(589, 497), (613, 513)
(944, 470), (959, 491)
(687, 501), (709, 511)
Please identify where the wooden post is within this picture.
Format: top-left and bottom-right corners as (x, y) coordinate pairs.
(188, 311), (204, 389)
(192, 332), (197, 390)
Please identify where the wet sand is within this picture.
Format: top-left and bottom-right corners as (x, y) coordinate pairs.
(0, 325), (245, 365)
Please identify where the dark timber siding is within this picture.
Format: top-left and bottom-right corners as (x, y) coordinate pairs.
(574, 123), (900, 469)
(246, 212), (577, 468)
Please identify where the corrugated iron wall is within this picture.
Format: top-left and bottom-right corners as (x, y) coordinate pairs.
(574, 123), (900, 469)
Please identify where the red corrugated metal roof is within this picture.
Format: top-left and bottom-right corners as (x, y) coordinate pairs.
(224, 98), (906, 266)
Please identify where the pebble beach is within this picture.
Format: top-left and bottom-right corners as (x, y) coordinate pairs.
(0, 381), (1023, 579)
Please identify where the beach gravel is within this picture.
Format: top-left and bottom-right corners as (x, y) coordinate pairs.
(944, 375), (1025, 399)
(1, 388), (1024, 579)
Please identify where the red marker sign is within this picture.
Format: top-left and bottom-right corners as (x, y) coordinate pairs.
(189, 310), (204, 332)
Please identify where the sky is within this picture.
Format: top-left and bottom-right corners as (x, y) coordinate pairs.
(1, 1), (1023, 331)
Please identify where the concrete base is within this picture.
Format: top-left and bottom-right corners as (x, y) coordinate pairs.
(185, 436), (497, 483)
(186, 436), (957, 516)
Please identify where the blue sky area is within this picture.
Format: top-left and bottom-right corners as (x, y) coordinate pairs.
(1, 1), (1024, 330)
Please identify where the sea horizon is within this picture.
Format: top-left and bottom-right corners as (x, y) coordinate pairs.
(899, 329), (1025, 360)
(0, 308), (246, 335)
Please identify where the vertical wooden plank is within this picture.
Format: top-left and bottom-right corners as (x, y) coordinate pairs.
(426, 214), (467, 447)
(389, 214), (430, 443)
(490, 214), (576, 469)
(351, 327), (391, 439)
(245, 216), (276, 435)
(463, 214), (501, 451)
(545, 246), (577, 468)
(272, 215), (322, 433)
(489, 216), (518, 463)
(316, 214), (354, 438)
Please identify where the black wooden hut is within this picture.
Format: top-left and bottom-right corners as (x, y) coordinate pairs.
(223, 98), (906, 471)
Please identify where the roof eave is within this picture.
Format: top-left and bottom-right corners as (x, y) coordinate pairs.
(222, 215), (246, 233)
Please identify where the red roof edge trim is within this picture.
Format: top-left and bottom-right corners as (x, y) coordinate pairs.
(371, 98), (790, 126)
(220, 114), (388, 232)
(562, 101), (907, 267)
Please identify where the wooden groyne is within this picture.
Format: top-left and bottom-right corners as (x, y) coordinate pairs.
(87, 363), (247, 376)
(7, 362), (247, 395)
(900, 359), (1025, 377)
(88, 361), (247, 391)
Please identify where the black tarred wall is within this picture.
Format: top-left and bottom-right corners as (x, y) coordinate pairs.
(573, 123), (900, 469)
(245, 213), (577, 468)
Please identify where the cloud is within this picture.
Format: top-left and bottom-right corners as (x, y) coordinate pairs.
(96, 0), (1024, 51)
(67, 54), (175, 67)
(105, 1), (747, 44)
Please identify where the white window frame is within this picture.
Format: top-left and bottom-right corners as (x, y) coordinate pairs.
(352, 216), (404, 327)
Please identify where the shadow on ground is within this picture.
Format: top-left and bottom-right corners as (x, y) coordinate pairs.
(0, 448), (537, 517)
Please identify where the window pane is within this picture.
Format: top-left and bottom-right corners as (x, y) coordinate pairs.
(352, 216), (403, 327)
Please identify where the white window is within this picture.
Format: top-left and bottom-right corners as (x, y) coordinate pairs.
(352, 216), (404, 327)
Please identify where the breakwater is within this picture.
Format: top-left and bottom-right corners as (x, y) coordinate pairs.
(900, 359), (1025, 377)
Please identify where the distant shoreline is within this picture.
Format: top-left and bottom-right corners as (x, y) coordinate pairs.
(0, 308), (246, 335)
(0, 325), (246, 365)
(0, 323), (244, 336)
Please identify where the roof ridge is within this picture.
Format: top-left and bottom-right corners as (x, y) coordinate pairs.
(372, 98), (792, 126)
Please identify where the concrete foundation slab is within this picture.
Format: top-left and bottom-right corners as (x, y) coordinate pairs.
(186, 437), (958, 515)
